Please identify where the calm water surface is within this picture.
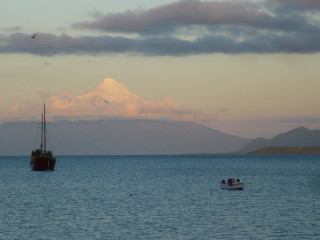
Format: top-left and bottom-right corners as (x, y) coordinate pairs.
(0, 155), (319, 239)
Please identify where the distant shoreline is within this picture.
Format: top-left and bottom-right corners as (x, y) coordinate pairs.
(248, 146), (320, 155)
(2, 151), (320, 157)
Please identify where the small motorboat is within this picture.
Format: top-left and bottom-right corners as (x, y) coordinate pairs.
(220, 177), (244, 190)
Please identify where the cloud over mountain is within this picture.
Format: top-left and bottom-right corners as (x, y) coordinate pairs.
(0, 0), (319, 56)
(0, 78), (211, 123)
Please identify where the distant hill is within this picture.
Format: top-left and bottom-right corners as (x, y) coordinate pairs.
(239, 127), (320, 153)
(0, 119), (250, 156)
(248, 146), (320, 154)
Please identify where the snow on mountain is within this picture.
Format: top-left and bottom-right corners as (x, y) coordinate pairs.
(78, 78), (143, 104)
(0, 78), (212, 123)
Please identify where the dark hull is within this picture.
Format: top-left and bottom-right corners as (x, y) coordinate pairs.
(30, 156), (56, 171)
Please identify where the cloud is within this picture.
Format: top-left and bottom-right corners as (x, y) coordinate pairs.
(269, 0), (320, 12)
(1, 31), (320, 56)
(0, 33), (134, 56)
(218, 107), (230, 113)
(2, 26), (22, 32)
(73, 0), (268, 34)
(0, 79), (215, 123)
(0, 0), (319, 56)
(73, 0), (320, 35)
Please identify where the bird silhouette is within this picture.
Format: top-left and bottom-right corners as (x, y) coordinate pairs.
(31, 34), (37, 39)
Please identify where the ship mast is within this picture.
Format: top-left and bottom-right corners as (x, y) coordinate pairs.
(44, 103), (46, 153)
(40, 114), (43, 152)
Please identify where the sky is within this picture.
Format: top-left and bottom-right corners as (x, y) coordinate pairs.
(1, 0), (320, 138)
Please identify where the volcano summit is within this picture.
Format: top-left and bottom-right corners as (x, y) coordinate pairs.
(78, 78), (143, 104)
(1, 78), (207, 123)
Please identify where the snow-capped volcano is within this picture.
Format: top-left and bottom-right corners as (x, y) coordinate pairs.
(1, 78), (209, 123)
(78, 78), (143, 104)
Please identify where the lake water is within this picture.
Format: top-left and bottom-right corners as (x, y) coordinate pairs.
(0, 155), (319, 239)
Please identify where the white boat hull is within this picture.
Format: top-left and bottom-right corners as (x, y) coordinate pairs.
(220, 182), (244, 190)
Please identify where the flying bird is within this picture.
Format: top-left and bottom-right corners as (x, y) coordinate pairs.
(30, 34), (37, 39)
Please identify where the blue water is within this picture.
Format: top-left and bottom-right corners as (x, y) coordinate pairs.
(0, 155), (319, 239)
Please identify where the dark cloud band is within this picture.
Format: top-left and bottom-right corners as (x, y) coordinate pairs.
(73, 0), (320, 35)
(0, 0), (319, 56)
(1, 31), (320, 56)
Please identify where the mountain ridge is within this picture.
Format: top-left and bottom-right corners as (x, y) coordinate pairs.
(0, 119), (250, 156)
(239, 126), (320, 153)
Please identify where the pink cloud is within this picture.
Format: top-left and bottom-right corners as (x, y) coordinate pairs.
(0, 78), (216, 123)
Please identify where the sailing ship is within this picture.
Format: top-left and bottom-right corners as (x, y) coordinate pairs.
(30, 104), (56, 171)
